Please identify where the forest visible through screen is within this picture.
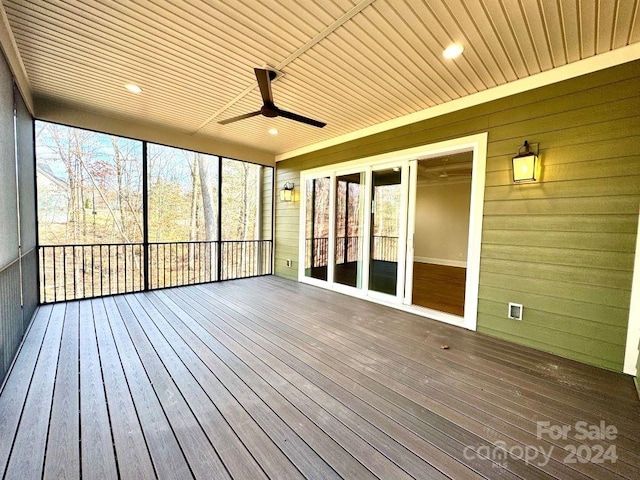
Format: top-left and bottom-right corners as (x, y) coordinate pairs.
(35, 121), (273, 301)
(36, 121), (270, 246)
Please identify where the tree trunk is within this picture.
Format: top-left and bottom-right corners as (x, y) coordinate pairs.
(198, 155), (217, 242)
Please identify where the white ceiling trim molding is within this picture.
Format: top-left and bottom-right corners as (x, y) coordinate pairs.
(276, 43), (640, 162)
(0, 0), (33, 113)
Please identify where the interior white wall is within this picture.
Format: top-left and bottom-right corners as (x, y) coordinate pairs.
(414, 180), (471, 267)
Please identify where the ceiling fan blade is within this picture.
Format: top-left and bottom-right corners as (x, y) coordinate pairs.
(279, 109), (326, 128)
(254, 68), (275, 105)
(218, 110), (261, 125)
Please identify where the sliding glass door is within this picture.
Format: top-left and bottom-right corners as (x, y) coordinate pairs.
(300, 164), (408, 301)
(298, 134), (487, 330)
(334, 172), (366, 288)
(369, 168), (402, 296)
(303, 177), (331, 281)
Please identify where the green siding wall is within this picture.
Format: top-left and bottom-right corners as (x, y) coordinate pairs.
(275, 60), (640, 372)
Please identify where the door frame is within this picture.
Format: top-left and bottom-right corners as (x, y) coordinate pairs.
(623, 204), (640, 376)
(298, 132), (488, 331)
(404, 134), (488, 330)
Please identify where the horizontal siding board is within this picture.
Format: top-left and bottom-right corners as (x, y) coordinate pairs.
(477, 300), (628, 345)
(480, 258), (633, 290)
(478, 285), (629, 327)
(276, 227), (301, 237)
(482, 214), (638, 233)
(487, 96), (640, 142)
(283, 116), (490, 168)
(477, 314), (625, 366)
(276, 215), (301, 225)
(485, 117), (640, 157)
(481, 230), (636, 252)
(486, 77), (640, 128)
(483, 195), (640, 215)
(275, 61), (640, 371)
(485, 137), (640, 172)
(477, 326), (623, 371)
(474, 60), (640, 117)
(479, 271), (631, 309)
(480, 244), (635, 271)
(485, 156), (640, 186)
(484, 176), (640, 201)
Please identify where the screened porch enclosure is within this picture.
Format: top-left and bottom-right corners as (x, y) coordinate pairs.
(36, 122), (274, 303)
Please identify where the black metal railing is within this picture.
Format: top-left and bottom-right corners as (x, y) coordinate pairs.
(221, 240), (272, 281)
(306, 237), (329, 268)
(306, 235), (398, 269)
(39, 243), (145, 303)
(39, 240), (273, 303)
(336, 236), (360, 264)
(371, 235), (398, 263)
(149, 241), (217, 289)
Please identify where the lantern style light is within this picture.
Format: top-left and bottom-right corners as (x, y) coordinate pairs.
(512, 140), (540, 183)
(280, 182), (294, 202)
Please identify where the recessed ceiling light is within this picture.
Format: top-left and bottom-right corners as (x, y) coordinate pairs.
(124, 84), (142, 93)
(268, 128), (279, 135)
(443, 44), (464, 59)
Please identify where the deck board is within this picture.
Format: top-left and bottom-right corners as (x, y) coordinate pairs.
(103, 296), (193, 479)
(170, 286), (424, 480)
(0, 304), (51, 475)
(132, 292), (306, 480)
(112, 295), (231, 479)
(157, 288), (369, 479)
(6, 302), (64, 479)
(125, 293), (268, 480)
(0, 276), (638, 480)
(266, 278), (640, 427)
(92, 297), (156, 480)
(79, 300), (118, 480)
(44, 301), (80, 480)
(145, 290), (335, 480)
(217, 279), (632, 480)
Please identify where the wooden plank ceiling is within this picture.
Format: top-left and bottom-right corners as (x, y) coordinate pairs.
(3, 0), (639, 157)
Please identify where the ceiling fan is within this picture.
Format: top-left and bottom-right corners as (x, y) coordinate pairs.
(219, 68), (326, 128)
(437, 158), (470, 179)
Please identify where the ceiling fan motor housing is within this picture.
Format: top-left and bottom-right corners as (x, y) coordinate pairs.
(261, 103), (279, 117)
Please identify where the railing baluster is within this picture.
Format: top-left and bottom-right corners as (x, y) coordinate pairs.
(62, 246), (67, 301)
(41, 248), (46, 303)
(38, 239), (274, 302)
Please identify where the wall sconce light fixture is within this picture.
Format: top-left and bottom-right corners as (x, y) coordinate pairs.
(280, 182), (294, 202)
(512, 140), (540, 183)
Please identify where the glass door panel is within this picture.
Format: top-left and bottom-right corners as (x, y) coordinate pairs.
(334, 172), (365, 288)
(369, 168), (402, 295)
(304, 177), (331, 281)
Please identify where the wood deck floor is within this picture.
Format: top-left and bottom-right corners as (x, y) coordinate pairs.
(0, 276), (638, 480)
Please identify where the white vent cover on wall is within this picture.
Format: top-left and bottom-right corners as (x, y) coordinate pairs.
(508, 302), (523, 321)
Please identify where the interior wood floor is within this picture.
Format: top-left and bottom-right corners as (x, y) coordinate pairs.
(0, 276), (638, 480)
(412, 262), (466, 316)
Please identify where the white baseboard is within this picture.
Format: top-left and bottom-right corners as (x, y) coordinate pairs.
(414, 256), (467, 268)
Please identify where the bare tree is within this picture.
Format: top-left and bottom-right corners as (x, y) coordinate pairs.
(198, 154), (217, 241)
